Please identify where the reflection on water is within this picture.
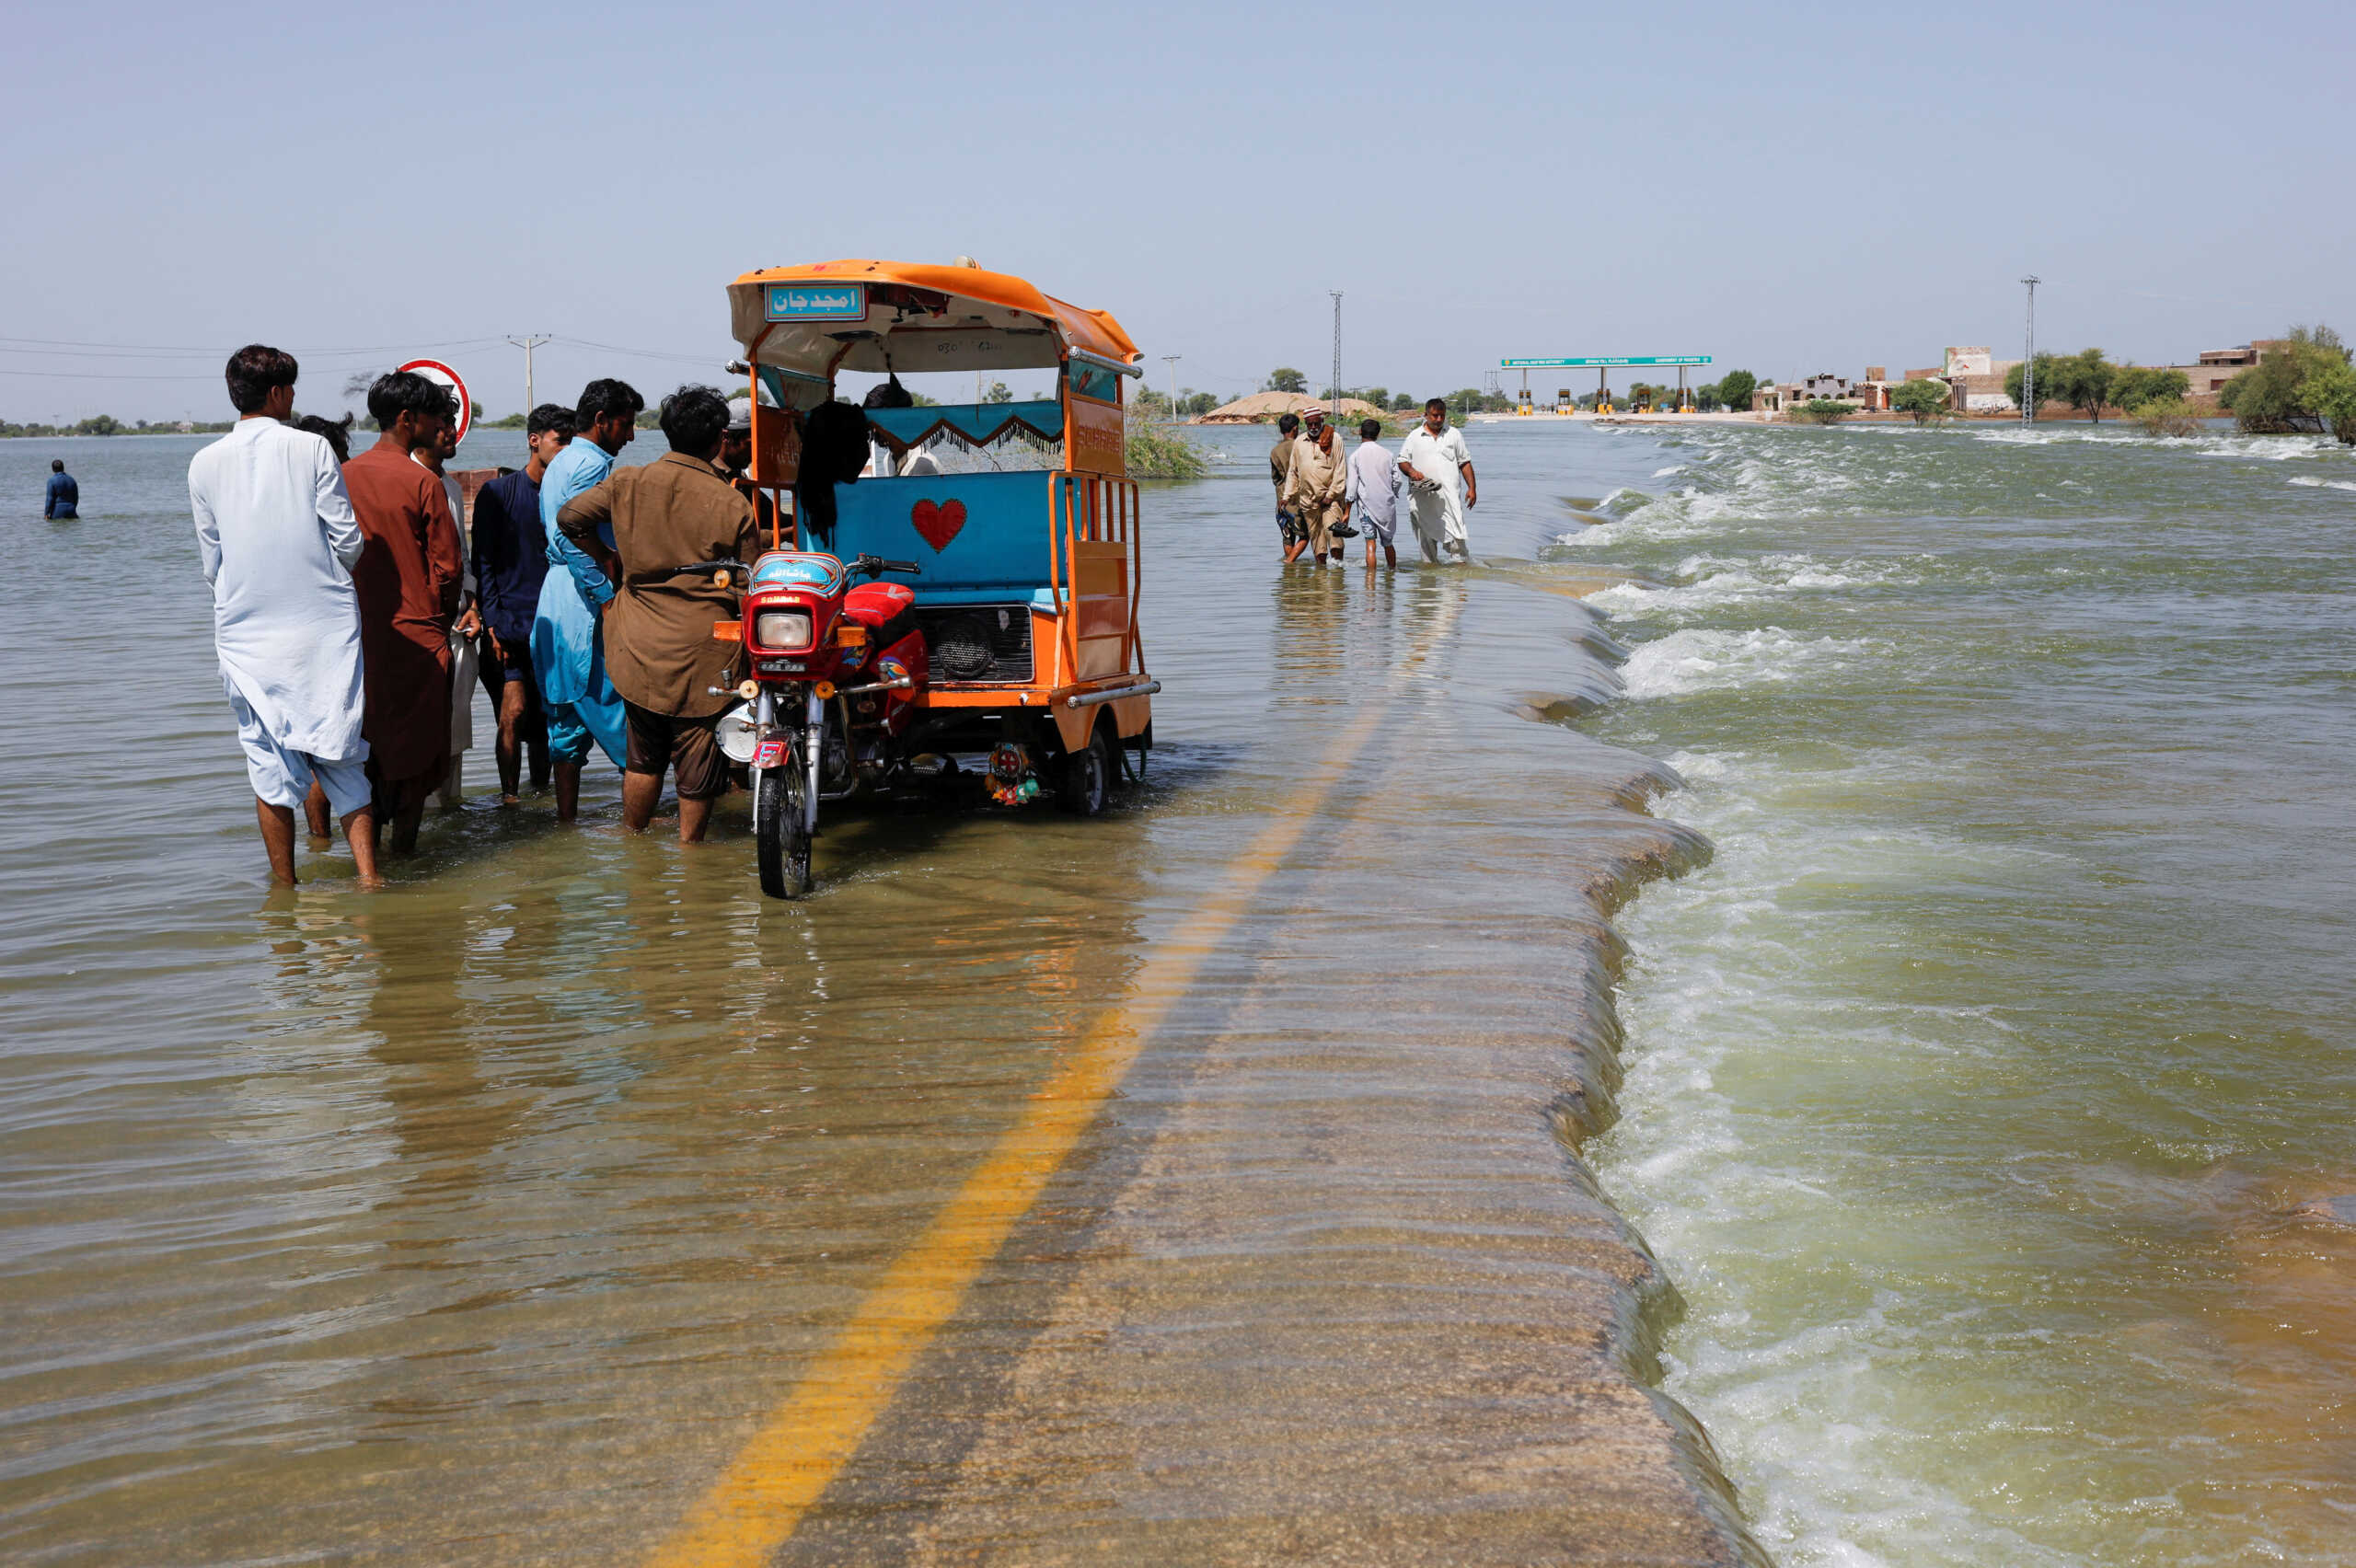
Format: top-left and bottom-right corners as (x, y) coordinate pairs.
(10, 417), (2352, 1564)
(4, 421), (1713, 1562)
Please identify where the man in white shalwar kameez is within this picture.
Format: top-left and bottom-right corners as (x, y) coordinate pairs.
(1396, 398), (1479, 563)
(188, 345), (381, 886)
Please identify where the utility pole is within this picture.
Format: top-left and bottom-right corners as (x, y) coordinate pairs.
(1161, 354), (1181, 423)
(2019, 277), (2038, 427)
(506, 334), (550, 415)
(1328, 291), (1344, 407)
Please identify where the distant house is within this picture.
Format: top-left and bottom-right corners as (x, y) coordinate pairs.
(2177, 342), (2286, 396)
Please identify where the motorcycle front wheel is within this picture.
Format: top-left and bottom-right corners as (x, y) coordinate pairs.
(755, 755), (811, 899)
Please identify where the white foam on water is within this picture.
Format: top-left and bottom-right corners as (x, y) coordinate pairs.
(1618, 627), (1865, 698)
(1597, 754), (2088, 1567)
(1589, 554), (1918, 621)
(2289, 475), (2356, 491)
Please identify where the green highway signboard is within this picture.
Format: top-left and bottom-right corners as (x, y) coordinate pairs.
(1501, 355), (1712, 368)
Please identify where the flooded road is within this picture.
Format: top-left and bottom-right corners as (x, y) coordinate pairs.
(1, 428), (1738, 1563)
(11, 414), (2352, 1566)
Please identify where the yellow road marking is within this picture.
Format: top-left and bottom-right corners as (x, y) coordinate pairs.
(646, 591), (1462, 1568)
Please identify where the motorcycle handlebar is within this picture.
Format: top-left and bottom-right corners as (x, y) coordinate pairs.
(849, 554), (922, 579)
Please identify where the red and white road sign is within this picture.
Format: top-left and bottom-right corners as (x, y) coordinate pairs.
(397, 358), (471, 444)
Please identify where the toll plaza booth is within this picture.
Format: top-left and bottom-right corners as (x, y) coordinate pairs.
(1501, 354), (1715, 418)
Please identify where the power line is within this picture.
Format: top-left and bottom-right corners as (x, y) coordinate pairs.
(0, 333), (507, 359)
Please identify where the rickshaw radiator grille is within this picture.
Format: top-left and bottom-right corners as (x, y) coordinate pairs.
(918, 605), (1034, 684)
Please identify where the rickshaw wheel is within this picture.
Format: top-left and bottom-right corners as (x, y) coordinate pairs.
(1057, 725), (1112, 817)
(756, 763), (812, 897)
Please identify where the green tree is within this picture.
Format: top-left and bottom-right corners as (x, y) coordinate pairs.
(983, 381), (1013, 405)
(74, 414), (123, 436)
(1715, 369), (1758, 411)
(1889, 379), (1952, 423)
(2041, 348), (2116, 422)
(1793, 398), (1854, 425)
(2003, 353), (2064, 418)
(2219, 325), (2349, 432)
(1391, 393), (1416, 411)
(2302, 361), (2356, 445)
(2108, 366), (2189, 411)
(1266, 367), (1307, 394)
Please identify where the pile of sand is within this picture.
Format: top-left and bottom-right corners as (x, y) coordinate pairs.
(1194, 391), (1391, 424)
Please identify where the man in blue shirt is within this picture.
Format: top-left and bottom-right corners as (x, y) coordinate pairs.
(44, 459), (78, 519)
(471, 403), (574, 803)
(530, 378), (640, 821)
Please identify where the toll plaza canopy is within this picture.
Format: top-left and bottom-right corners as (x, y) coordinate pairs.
(727, 260), (1140, 405)
(1500, 356), (1713, 368)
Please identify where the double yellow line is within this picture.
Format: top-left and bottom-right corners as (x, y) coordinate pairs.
(647, 589), (1461, 1568)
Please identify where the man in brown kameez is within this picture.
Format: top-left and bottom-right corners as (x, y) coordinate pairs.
(343, 371), (464, 855)
(557, 385), (757, 844)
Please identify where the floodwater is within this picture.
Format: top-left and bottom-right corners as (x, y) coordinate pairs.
(0, 423), (1726, 1565)
(2, 416), (2352, 1565)
(1560, 421), (2356, 1566)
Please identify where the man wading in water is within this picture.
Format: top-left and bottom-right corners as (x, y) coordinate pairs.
(1269, 410), (1301, 560)
(532, 378), (642, 821)
(1282, 406), (1354, 568)
(342, 372), (465, 856)
(187, 344), (381, 886)
(1398, 397), (1476, 562)
(556, 385), (756, 844)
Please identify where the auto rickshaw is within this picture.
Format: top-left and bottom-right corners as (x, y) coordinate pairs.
(716, 259), (1157, 896)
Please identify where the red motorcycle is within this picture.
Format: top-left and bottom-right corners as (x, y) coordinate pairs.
(702, 550), (929, 897)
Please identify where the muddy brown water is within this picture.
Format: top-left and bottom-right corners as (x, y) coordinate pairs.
(2, 428), (1722, 1564)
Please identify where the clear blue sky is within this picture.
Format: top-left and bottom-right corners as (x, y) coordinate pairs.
(6, 0), (2350, 420)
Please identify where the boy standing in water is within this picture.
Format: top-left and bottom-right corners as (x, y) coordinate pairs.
(1345, 419), (1401, 570)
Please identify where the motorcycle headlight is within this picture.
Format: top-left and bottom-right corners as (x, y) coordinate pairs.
(755, 609), (812, 650)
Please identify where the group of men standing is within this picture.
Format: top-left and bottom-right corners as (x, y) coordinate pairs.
(1269, 398), (1476, 569)
(188, 343), (763, 886)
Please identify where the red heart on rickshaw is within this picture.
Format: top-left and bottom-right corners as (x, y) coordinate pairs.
(911, 498), (966, 551)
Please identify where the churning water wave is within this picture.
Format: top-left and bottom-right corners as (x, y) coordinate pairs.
(1550, 421), (2356, 1566)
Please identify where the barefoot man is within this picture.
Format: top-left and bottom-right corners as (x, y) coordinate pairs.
(188, 344), (381, 886)
(342, 371), (465, 856)
(555, 385), (756, 844)
(1398, 397), (1477, 562)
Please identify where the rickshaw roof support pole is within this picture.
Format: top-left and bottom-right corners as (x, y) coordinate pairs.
(747, 324), (779, 551)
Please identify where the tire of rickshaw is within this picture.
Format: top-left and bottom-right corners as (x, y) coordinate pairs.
(755, 760), (811, 898)
(1057, 723), (1112, 817)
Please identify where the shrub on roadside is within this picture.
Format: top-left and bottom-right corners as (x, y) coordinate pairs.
(2132, 398), (2205, 437)
(1792, 399), (1855, 425)
(1124, 412), (1208, 479)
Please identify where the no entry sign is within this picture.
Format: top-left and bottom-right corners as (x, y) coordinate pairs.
(397, 358), (471, 444)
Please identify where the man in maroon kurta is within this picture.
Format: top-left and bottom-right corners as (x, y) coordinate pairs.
(343, 372), (464, 854)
